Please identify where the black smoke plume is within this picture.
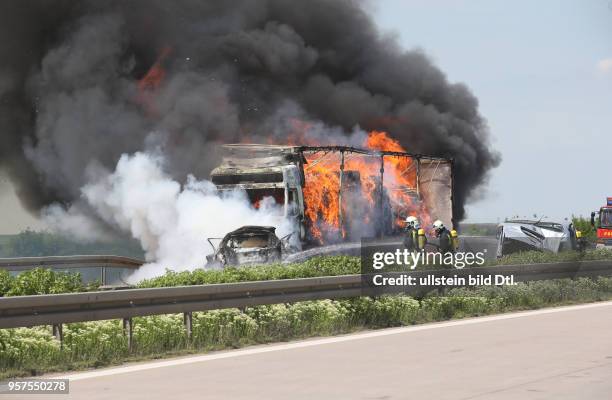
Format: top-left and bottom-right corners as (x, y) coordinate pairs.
(0, 0), (500, 225)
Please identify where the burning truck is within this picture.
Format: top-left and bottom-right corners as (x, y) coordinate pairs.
(207, 134), (455, 266)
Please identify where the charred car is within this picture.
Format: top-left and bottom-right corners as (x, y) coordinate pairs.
(206, 226), (294, 268)
(495, 219), (582, 258)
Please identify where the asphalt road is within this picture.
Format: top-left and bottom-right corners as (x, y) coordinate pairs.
(459, 235), (498, 259)
(8, 301), (612, 400)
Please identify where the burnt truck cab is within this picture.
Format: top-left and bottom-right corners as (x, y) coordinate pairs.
(591, 197), (612, 248)
(210, 144), (307, 241)
(206, 226), (285, 268)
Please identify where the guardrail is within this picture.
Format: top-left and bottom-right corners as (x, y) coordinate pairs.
(0, 260), (611, 348)
(0, 255), (145, 286)
(0, 255), (144, 271)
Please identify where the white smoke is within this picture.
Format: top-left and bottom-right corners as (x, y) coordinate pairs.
(41, 203), (115, 242)
(43, 151), (296, 282)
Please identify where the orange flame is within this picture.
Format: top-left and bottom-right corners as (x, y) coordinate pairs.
(302, 130), (430, 242)
(137, 46), (172, 115)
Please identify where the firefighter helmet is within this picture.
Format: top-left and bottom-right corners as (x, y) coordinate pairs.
(405, 216), (418, 226)
(432, 220), (444, 230)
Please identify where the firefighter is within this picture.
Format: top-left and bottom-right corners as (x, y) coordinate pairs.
(433, 220), (454, 254)
(450, 229), (460, 252)
(416, 221), (427, 251)
(403, 216), (419, 252)
(575, 230), (587, 254)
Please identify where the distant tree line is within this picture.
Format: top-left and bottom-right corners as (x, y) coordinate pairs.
(572, 216), (597, 242)
(459, 223), (498, 236)
(0, 229), (144, 258)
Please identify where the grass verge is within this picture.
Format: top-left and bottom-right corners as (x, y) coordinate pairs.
(1, 276), (612, 379)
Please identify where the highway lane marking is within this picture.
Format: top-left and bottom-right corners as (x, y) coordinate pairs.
(57, 300), (612, 381)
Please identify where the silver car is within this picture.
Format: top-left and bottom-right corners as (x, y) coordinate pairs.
(495, 220), (580, 258)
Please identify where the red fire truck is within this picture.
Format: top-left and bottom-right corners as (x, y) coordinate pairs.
(591, 197), (612, 249)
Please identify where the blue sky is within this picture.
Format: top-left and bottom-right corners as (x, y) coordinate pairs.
(373, 0), (612, 222)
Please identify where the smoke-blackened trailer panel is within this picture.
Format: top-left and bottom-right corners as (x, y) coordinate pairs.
(418, 158), (454, 230)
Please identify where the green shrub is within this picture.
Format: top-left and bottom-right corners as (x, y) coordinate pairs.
(191, 309), (259, 348)
(133, 315), (187, 354)
(490, 248), (612, 266)
(62, 320), (127, 364)
(0, 269), (13, 297)
(363, 296), (420, 327)
(137, 256), (361, 288)
(0, 327), (61, 372)
(6, 268), (84, 296)
(572, 216), (597, 242)
(140, 251), (612, 289)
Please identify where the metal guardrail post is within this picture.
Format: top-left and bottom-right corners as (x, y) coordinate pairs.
(184, 312), (193, 341)
(123, 317), (133, 352)
(52, 324), (63, 349)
